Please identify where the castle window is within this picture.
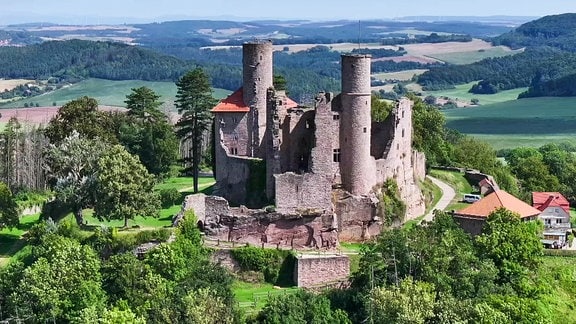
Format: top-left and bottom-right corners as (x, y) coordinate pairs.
(402, 110), (405, 118)
(231, 148), (238, 155)
(219, 118), (225, 127)
(232, 117), (238, 123)
(333, 114), (340, 120)
(402, 129), (405, 137)
(363, 127), (367, 133)
(333, 149), (341, 163)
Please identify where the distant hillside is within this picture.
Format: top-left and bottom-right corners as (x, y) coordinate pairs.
(0, 39), (190, 82)
(492, 13), (576, 51)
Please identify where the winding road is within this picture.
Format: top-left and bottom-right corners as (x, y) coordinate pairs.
(422, 175), (456, 223)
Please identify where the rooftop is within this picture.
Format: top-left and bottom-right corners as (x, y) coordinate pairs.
(455, 190), (541, 219)
(211, 87), (299, 113)
(532, 192), (570, 213)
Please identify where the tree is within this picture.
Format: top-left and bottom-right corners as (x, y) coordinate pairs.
(253, 290), (351, 324)
(475, 208), (543, 290)
(119, 88), (180, 176)
(44, 134), (108, 226)
(94, 145), (160, 227)
(175, 68), (217, 193)
(371, 94), (393, 122)
(124, 86), (165, 121)
(370, 278), (435, 324)
(10, 235), (106, 322)
(0, 181), (19, 230)
(44, 96), (116, 144)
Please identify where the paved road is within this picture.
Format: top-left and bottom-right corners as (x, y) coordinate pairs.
(422, 175), (456, 223)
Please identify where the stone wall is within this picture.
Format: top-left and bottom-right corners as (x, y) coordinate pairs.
(274, 172), (333, 214)
(453, 215), (485, 236)
(339, 54), (375, 195)
(294, 254), (350, 288)
(215, 112), (250, 156)
(179, 194), (338, 249)
(333, 189), (380, 241)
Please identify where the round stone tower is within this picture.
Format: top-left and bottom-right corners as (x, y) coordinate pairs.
(340, 54), (374, 195)
(243, 41), (273, 157)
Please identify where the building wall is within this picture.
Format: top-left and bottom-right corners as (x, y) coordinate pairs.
(274, 172), (333, 214)
(215, 112), (250, 156)
(453, 215), (485, 236)
(294, 255), (350, 288)
(373, 98), (425, 219)
(540, 207), (571, 229)
(340, 54), (375, 195)
(243, 41), (273, 157)
(334, 189), (380, 241)
(310, 92), (340, 177)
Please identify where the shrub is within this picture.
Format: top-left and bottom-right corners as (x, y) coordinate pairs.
(230, 246), (295, 285)
(159, 188), (181, 208)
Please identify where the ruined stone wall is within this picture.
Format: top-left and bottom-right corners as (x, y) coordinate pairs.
(413, 150), (426, 181)
(215, 112), (250, 156)
(339, 54), (375, 195)
(274, 172), (333, 214)
(243, 41), (273, 157)
(179, 194), (338, 249)
(373, 98), (425, 220)
(266, 89), (293, 200)
(310, 92), (340, 178)
(283, 109), (315, 173)
(294, 255), (350, 288)
(333, 189), (381, 241)
(212, 136), (259, 206)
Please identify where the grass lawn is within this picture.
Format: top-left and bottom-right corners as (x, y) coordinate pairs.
(232, 281), (298, 313)
(0, 78), (231, 109)
(0, 214), (40, 265)
(443, 96), (576, 150)
(155, 175), (215, 192)
(425, 82), (527, 106)
(426, 47), (523, 65)
(537, 256), (576, 322)
(372, 69), (428, 81)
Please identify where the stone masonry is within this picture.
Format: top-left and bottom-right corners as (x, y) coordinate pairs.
(294, 254), (350, 288)
(183, 40), (426, 248)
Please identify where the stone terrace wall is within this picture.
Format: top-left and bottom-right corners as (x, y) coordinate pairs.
(294, 254), (350, 288)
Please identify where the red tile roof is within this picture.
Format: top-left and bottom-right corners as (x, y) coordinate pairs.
(532, 192), (570, 213)
(212, 88), (250, 113)
(211, 88), (299, 113)
(456, 190), (541, 219)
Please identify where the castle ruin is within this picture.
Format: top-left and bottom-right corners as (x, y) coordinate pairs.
(182, 40), (426, 248)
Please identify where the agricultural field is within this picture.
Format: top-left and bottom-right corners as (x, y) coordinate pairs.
(0, 78), (231, 109)
(0, 79), (33, 92)
(425, 82), (527, 106)
(426, 47), (523, 65)
(443, 97), (576, 149)
(372, 69), (428, 82)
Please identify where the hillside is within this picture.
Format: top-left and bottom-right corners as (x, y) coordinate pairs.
(493, 13), (576, 51)
(0, 39), (190, 82)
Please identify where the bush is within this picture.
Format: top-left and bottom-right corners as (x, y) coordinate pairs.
(134, 228), (172, 244)
(230, 246), (295, 285)
(159, 188), (181, 208)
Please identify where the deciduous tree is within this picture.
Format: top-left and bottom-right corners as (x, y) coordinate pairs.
(0, 181), (19, 230)
(94, 145), (160, 227)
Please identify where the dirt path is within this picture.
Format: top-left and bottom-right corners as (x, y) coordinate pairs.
(422, 175), (456, 223)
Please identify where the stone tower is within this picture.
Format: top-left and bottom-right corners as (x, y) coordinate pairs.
(339, 54), (374, 195)
(243, 41), (274, 157)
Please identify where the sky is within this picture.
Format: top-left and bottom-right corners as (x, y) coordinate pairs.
(1, 0), (576, 24)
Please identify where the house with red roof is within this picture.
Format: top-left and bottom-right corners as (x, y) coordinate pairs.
(532, 192), (571, 248)
(453, 190), (541, 236)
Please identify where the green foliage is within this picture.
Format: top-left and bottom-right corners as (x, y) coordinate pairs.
(13, 190), (50, 210)
(411, 95), (451, 166)
(370, 277), (435, 324)
(44, 96), (118, 144)
(0, 181), (19, 230)
(175, 68), (217, 193)
(371, 94), (393, 122)
(252, 290), (351, 324)
(231, 247), (295, 285)
(94, 145), (160, 227)
(247, 159), (267, 207)
(378, 179), (406, 225)
(476, 208), (543, 291)
(175, 210), (203, 246)
(273, 75), (287, 91)
(159, 188), (181, 208)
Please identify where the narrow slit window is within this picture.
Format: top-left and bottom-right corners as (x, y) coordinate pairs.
(333, 149), (341, 163)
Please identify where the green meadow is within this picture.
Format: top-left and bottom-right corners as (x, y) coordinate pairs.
(443, 97), (576, 149)
(0, 78), (231, 109)
(425, 82), (527, 105)
(426, 47), (523, 65)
